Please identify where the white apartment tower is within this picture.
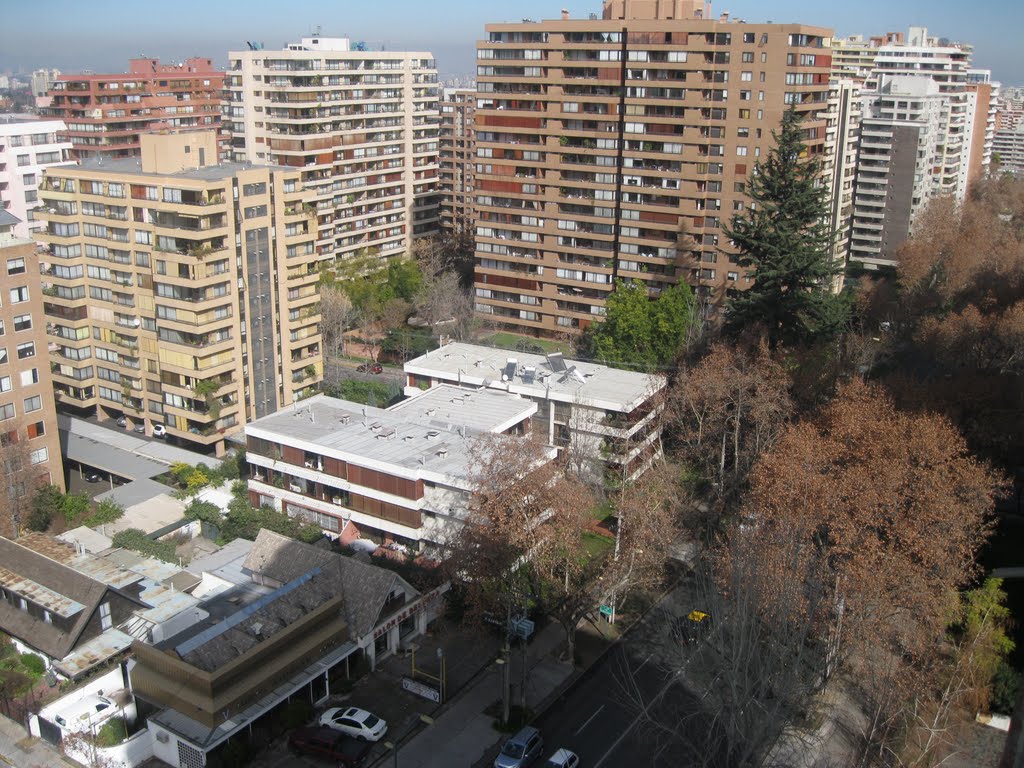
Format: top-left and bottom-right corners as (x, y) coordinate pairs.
(851, 76), (949, 269)
(226, 36), (441, 267)
(0, 119), (75, 239)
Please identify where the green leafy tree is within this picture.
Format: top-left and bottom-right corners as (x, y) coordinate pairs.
(83, 500), (125, 528)
(28, 485), (64, 531)
(586, 279), (694, 371)
(724, 107), (848, 347)
(60, 492), (90, 523)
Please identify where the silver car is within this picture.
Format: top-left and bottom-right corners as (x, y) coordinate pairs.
(494, 726), (544, 768)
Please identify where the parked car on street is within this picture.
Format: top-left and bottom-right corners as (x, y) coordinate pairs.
(152, 424), (166, 438)
(116, 416), (127, 428)
(544, 748), (579, 768)
(319, 706), (388, 742)
(494, 726), (544, 768)
(356, 362), (384, 374)
(85, 472), (103, 483)
(288, 727), (371, 765)
(133, 423), (146, 433)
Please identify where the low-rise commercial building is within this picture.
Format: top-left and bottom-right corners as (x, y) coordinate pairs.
(404, 342), (665, 483)
(245, 385), (548, 549)
(134, 530), (445, 767)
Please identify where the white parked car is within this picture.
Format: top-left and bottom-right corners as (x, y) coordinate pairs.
(319, 706), (388, 742)
(544, 748), (580, 768)
(152, 424), (166, 438)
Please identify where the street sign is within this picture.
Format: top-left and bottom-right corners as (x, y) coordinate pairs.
(402, 676), (440, 703)
(599, 604), (613, 617)
(510, 616), (535, 639)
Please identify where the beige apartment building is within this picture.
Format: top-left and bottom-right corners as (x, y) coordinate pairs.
(36, 131), (320, 456)
(439, 88), (477, 232)
(226, 36), (441, 267)
(471, 0), (834, 335)
(0, 210), (65, 524)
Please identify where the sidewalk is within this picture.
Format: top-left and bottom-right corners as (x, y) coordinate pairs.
(0, 714), (72, 768)
(380, 621), (574, 768)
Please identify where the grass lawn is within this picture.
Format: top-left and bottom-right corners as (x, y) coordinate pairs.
(481, 332), (574, 357)
(583, 530), (615, 558)
(590, 502), (615, 523)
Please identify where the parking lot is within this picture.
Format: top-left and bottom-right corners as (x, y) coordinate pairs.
(251, 617), (502, 767)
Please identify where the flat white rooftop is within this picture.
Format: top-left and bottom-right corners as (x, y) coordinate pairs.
(246, 387), (542, 484)
(404, 342), (665, 412)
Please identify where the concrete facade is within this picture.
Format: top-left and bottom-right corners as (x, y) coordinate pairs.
(0, 216), (65, 504)
(35, 130), (322, 456)
(439, 88), (477, 232)
(226, 36), (441, 267)
(41, 57), (224, 160)
(471, 1), (834, 335)
(0, 118), (75, 239)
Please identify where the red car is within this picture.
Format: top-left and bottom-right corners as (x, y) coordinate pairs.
(356, 362), (384, 374)
(287, 727), (371, 765)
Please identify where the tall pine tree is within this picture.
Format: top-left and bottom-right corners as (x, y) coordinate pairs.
(724, 108), (848, 347)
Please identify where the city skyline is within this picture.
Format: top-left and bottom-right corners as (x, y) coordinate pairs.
(1, 0), (1021, 83)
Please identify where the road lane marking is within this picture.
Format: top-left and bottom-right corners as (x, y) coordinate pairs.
(574, 704), (605, 735)
(593, 671), (680, 768)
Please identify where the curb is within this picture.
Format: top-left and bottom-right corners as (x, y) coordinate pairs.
(364, 648), (501, 768)
(529, 575), (683, 719)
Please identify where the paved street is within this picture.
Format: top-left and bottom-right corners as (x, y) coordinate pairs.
(530, 582), (711, 768)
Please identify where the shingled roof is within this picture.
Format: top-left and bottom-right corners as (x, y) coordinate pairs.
(243, 531), (418, 639)
(0, 537), (112, 660)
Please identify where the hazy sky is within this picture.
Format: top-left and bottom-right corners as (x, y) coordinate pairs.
(1, 0), (1021, 83)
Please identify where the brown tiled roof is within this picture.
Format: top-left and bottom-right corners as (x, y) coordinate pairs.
(243, 530), (419, 639)
(0, 537), (108, 659)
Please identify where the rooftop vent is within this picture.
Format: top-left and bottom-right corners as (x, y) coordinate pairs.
(426, 430), (440, 439)
(338, 414), (351, 425)
(436, 448), (448, 458)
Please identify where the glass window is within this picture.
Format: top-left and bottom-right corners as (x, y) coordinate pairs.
(24, 395), (41, 413)
(16, 342), (34, 359)
(13, 315), (31, 332)
(6, 258), (26, 275)
(9, 287), (29, 304)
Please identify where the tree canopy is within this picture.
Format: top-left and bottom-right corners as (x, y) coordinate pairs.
(724, 107), (848, 346)
(584, 279), (694, 371)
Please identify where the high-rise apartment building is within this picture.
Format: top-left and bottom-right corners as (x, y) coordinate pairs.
(993, 125), (1024, 178)
(0, 211), (65, 511)
(850, 76), (950, 269)
(36, 131), (321, 456)
(29, 68), (60, 102)
(471, 0), (833, 335)
(0, 118), (75, 239)
(821, 80), (861, 279)
(841, 27), (982, 270)
(438, 88), (477, 233)
(226, 36), (441, 266)
(41, 58), (224, 160)
(964, 69), (999, 188)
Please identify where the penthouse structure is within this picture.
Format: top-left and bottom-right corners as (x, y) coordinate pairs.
(0, 118), (75, 239)
(439, 88), (477, 232)
(226, 36), (441, 266)
(36, 130), (321, 456)
(41, 57), (224, 160)
(0, 212), (65, 518)
(404, 341), (665, 483)
(471, 0), (833, 334)
(245, 386), (549, 550)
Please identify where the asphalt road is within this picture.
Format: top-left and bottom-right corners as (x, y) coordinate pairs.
(532, 584), (713, 768)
